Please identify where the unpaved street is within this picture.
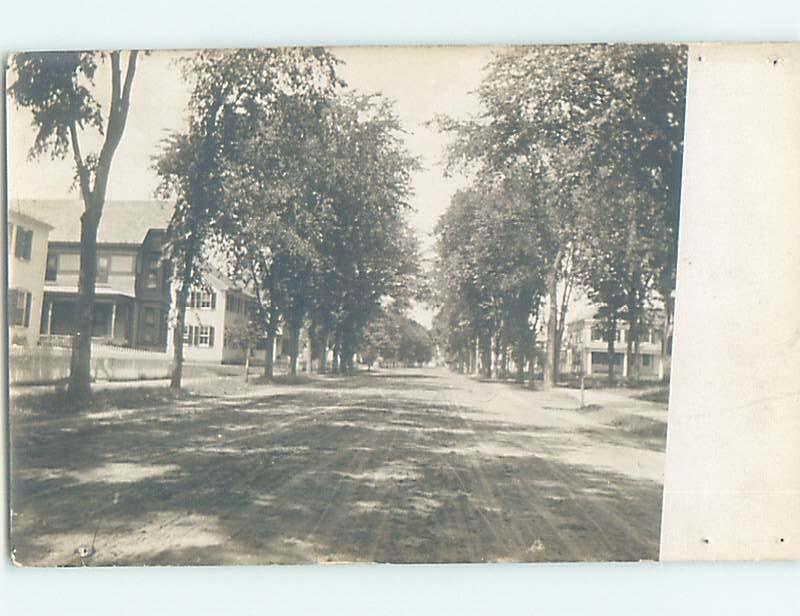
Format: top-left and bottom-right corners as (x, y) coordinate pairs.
(10, 368), (667, 565)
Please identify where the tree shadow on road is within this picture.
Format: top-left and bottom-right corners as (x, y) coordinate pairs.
(9, 375), (665, 566)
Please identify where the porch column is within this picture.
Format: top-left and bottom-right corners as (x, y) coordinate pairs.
(622, 351), (629, 378)
(658, 354), (665, 380)
(110, 303), (117, 339)
(46, 300), (53, 335)
(585, 351), (592, 376)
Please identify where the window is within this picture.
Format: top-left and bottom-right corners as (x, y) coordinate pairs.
(14, 226), (33, 260)
(199, 292), (215, 309)
(190, 290), (216, 310)
(226, 294), (244, 314)
(642, 354), (652, 367)
(142, 308), (158, 344)
(45, 253), (58, 282)
(8, 289), (32, 327)
(183, 325), (214, 347)
(97, 255), (110, 283)
(591, 351), (624, 366)
(647, 329), (661, 345)
(144, 255), (160, 289)
(591, 325), (621, 343)
(92, 304), (112, 337)
(198, 325), (214, 348)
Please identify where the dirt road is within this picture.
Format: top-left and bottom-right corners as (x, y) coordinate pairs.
(9, 368), (667, 565)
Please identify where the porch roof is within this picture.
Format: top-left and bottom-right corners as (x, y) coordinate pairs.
(44, 285), (136, 299)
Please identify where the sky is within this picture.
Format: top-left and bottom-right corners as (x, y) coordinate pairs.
(6, 47), (498, 326)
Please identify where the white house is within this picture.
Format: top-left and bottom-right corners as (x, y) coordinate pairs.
(561, 313), (667, 380)
(167, 269), (280, 365)
(7, 209), (52, 346)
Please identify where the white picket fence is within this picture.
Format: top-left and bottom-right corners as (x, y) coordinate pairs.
(9, 342), (171, 386)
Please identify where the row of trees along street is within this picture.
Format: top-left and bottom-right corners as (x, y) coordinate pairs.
(430, 44), (687, 388)
(10, 49), (424, 397)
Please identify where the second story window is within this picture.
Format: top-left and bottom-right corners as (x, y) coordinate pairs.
(591, 325), (621, 343)
(190, 290), (216, 310)
(14, 226), (33, 261)
(144, 255), (160, 289)
(45, 253), (58, 282)
(97, 255), (110, 283)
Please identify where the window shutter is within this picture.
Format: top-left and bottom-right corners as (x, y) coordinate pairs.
(23, 292), (32, 327)
(23, 230), (33, 260)
(7, 223), (14, 250)
(186, 325), (193, 345)
(211, 292), (216, 310)
(194, 326), (200, 346)
(208, 326), (215, 348)
(14, 228), (25, 258)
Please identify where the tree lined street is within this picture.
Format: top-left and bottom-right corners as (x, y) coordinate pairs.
(7, 45), (684, 566)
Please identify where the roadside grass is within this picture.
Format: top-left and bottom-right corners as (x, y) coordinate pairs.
(635, 386), (670, 404)
(10, 386), (189, 417)
(609, 414), (668, 440)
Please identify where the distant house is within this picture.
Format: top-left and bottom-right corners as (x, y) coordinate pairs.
(561, 309), (668, 380)
(166, 270), (278, 364)
(11, 200), (174, 351)
(7, 209), (53, 346)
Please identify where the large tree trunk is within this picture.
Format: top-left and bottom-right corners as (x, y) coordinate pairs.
(528, 330), (538, 389)
(341, 335), (353, 375)
(480, 333), (492, 379)
(627, 306), (641, 383)
(243, 341), (251, 383)
(264, 330), (276, 380)
(68, 210), (101, 400)
(170, 251), (194, 390)
(288, 325), (300, 376)
(515, 339), (525, 384)
(607, 319), (617, 387)
(553, 333), (562, 385)
(318, 329), (328, 373)
(543, 278), (558, 389)
(332, 345), (340, 374)
(661, 297), (673, 382)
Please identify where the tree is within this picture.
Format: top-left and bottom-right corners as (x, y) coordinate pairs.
(435, 44), (686, 388)
(10, 51), (139, 400)
(155, 48), (341, 386)
(358, 309), (432, 369)
(308, 94), (421, 374)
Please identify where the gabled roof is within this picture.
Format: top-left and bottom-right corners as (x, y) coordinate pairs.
(7, 208), (54, 231)
(9, 199), (174, 245)
(201, 267), (255, 298)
